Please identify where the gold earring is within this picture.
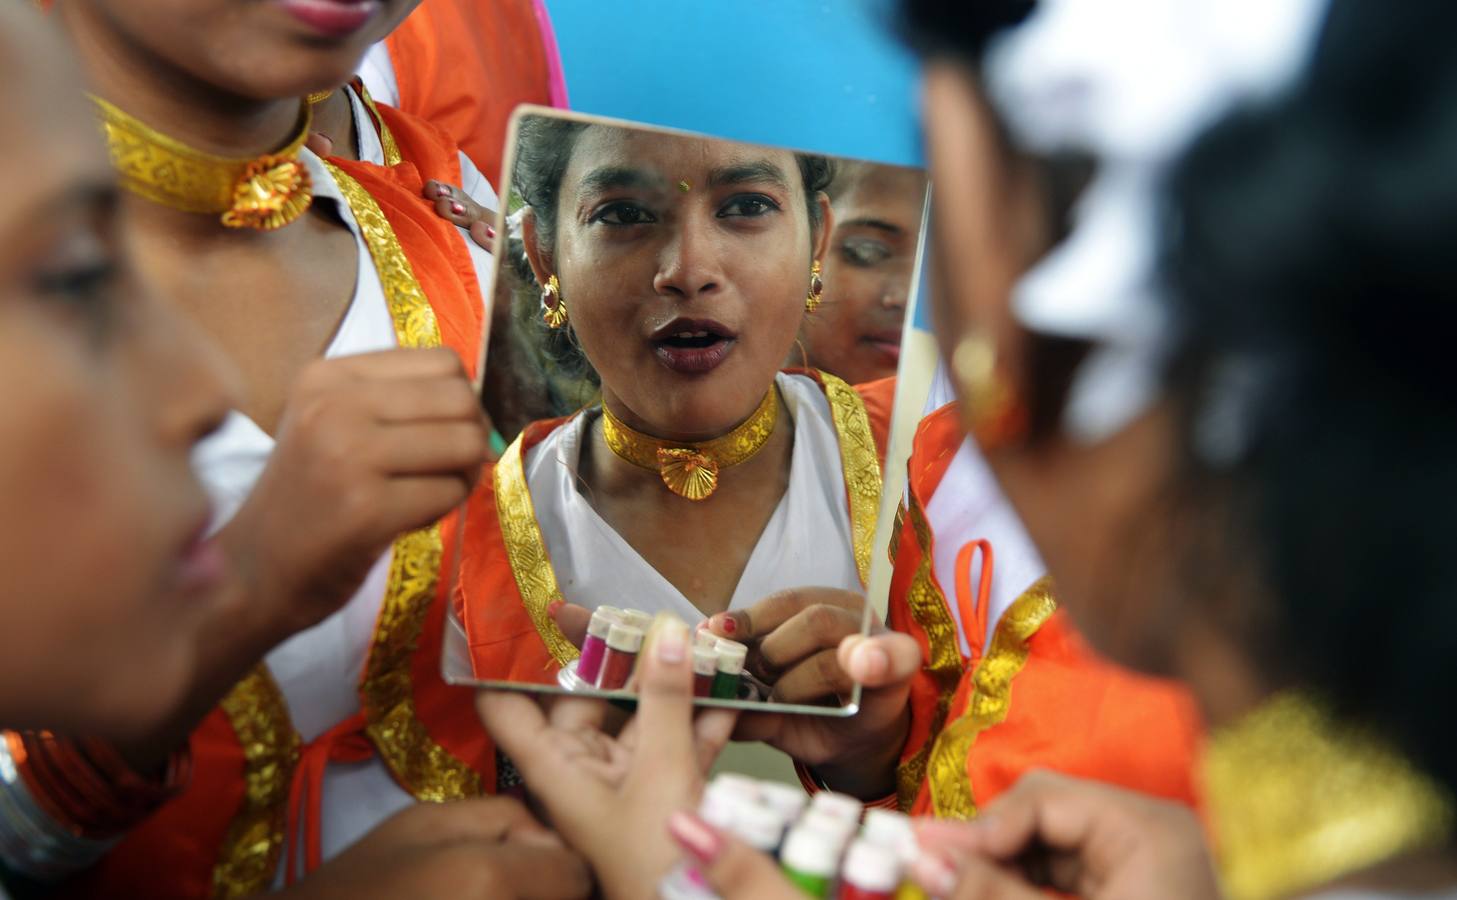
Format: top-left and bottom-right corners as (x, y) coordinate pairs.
(952, 332), (1027, 448)
(805, 260), (824, 313)
(541, 274), (568, 329)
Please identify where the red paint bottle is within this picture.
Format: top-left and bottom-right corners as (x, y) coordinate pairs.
(595, 623), (644, 690)
(692, 645), (717, 697)
(837, 839), (901, 900)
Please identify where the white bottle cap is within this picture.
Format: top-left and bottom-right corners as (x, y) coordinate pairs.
(842, 839), (902, 893)
(620, 609), (654, 630)
(715, 640), (747, 675)
(810, 790), (864, 823)
(780, 824), (841, 878)
(692, 645), (718, 676)
(606, 623), (644, 652)
(756, 782), (809, 821)
(587, 606), (621, 639)
(707, 773), (761, 799)
(861, 809), (917, 862)
(694, 628), (721, 650)
(729, 801), (786, 853)
(797, 809), (857, 848)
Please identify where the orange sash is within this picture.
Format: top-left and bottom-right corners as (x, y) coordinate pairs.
(891, 404), (1203, 814)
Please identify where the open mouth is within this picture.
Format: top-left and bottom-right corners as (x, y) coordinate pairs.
(651, 319), (738, 375)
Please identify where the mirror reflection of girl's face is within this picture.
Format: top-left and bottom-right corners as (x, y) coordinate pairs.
(802, 166), (926, 386)
(0, 7), (234, 739)
(551, 128), (826, 440)
(60, 0), (419, 100)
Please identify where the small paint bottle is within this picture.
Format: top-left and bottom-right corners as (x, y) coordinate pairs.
(780, 825), (841, 898)
(860, 809), (916, 863)
(711, 639), (748, 699)
(595, 623), (644, 690)
(810, 791), (864, 825)
(576, 606), (620, 686)
(798, 809), (858, 851)
(837, 839), (901, 900)
(757, 781), (809, 823)
(731, 800), (789, 858)
(692, 645), (718, 697)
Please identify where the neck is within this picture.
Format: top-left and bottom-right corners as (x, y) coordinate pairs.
(61, 9), (300, 158)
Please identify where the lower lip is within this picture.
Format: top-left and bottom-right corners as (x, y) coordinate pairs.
(174, 537), (227, 598)
(653, 339), (736, 375)
(864, 337), (902, 363)
(276, 0), (381, 38)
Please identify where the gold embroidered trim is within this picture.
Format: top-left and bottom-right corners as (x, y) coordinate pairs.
(212, 666), (301, 899)
(1206, 691), (1453, 900)
(495, 432), (581, 668)
(821, 371), (883, 586)
(331, 163), (481, 799)
(356, 84), (403, 167)
(360, 525), (481, 800)
(894, 494), (967, 810)
(926, 576), (1056, 819)
(326, 164), (440, 347)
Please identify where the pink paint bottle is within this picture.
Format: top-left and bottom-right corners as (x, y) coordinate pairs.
(595, 623), (644, 690)
(576, 606), (620, 686)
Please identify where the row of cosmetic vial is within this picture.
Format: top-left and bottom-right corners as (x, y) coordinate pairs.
(661, 774), (922, 900)
(578, 606), (653, 690)
(693, 630), (748, 699)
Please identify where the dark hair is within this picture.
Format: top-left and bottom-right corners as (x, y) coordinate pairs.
(898, 0), (1036, 63)
(505, 115), (835, 400)
(1166, 0), (1457, 794)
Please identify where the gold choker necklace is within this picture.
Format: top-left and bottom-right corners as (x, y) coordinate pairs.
(601, 389), (779, 501)
(1204, 691), (1453, 900)
(92, 96), (314, 231)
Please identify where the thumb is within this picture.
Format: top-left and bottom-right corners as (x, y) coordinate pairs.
(549, 601), (591, 649)
(667, 812), (802, 900)
(838, 631), (923, 689)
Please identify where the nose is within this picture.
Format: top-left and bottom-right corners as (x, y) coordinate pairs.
(880, 274), (910, 311)
(144, 293), (239, 450)
(652, 216), (723, 301)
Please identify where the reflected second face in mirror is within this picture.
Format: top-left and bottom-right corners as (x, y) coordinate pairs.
(800, 164), (926, 387)
(527, 125), (828, 440)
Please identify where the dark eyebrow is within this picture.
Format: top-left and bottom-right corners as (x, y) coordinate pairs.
(707, 160), (791, 193)
(577, 166), (665, 195)
(840, 217), (906, 235)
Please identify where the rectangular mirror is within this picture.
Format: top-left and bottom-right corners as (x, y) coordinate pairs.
(443, 106), (930, 715)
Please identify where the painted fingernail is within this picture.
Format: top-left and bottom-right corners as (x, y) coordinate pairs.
(484, 224), (497, 239)
(668, 811), (722, 866)
(714, 614), (737, 636)
(547, 600), (566, 619)
(436, 184), (451, 198)
(911, 854), (957, 896)
(451, 201), (465, 215)
(655, 615), (688, 663)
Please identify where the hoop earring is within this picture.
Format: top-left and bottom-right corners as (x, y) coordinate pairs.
(804, 260), (824, 313)
(952, 332), (1028, 449)
(541, 274), (568, 329)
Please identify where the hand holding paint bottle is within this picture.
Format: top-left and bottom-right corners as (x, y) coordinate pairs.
(477, 613), (739, 900)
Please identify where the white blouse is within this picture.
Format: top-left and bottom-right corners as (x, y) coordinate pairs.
(525, 372), (864, 623)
